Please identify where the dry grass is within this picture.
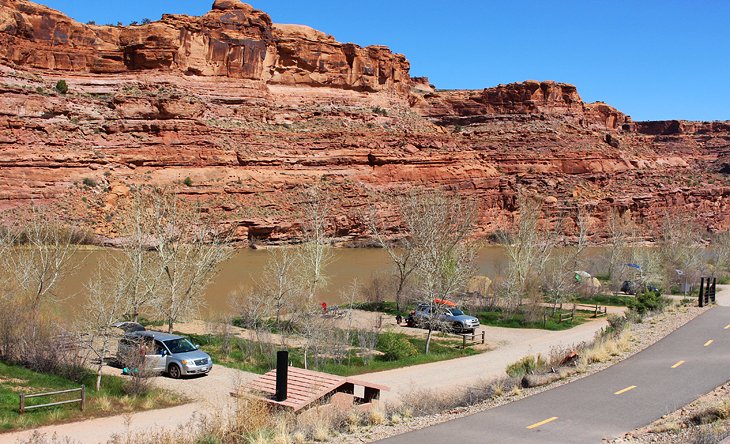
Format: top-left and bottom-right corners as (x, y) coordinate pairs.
(649, 421), (682, 433)
(581, 327), (634, 366)
(367, 408), (386, 425)
(291, 431), (306, 444)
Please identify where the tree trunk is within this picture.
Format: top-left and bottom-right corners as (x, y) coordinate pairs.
(395, 279), (405, 312)
(167, 320), (174, 334)
(96, 343), (108, 391)
(424, 325), (433, 354)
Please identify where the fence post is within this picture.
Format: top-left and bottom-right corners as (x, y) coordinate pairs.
(481, 330), (485, 345)
(699, 277), (705, 307)
(462, 335), (467, 350)
(80, 385), (86, 412)
(19, 393), (25, 415)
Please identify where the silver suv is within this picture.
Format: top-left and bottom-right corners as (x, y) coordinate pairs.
(411, 303), (480, 334)
(115, 324), (213, 379)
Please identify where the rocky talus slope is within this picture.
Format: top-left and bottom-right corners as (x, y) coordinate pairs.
(0, 0), (728, 243)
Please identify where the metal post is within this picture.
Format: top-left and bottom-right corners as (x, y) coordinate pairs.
(705, 278), (711, 305)
(19, 393), (25, 415)
(699, 277), (705, 307)
(80, 385), (85, 411)
(711, 278), (717, 304)
(481, 331), (485, 345)
(275, 350), (288, 402)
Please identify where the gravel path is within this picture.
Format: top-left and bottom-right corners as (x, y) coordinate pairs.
(358, 318), (609, 402)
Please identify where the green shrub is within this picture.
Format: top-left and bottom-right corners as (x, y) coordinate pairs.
(506, 354), (547, 377)
(377, 332), (417, 361)
(627, 290), (670, 316)
(55, 80), (69, 94)
(82, 177), (97, 187)
(606, 314), (628, 332)
(183, 176), (193, 187)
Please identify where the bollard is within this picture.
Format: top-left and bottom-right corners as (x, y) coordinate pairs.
(699, 277), (705, 307)
(275, 350), (288, 402)
(710, 278), (717, 304)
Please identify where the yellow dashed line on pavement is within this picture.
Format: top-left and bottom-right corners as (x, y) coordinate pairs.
(671, 360), (685, 369)
(704, 340), (714, 347)
(527, 416), (558, 429)
(614, 385), (637, 395)
(724, 324), (730, 330)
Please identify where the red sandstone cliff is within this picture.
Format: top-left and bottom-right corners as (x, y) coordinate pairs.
(0, 0), (410, 92)
(0, 0), (727, 243)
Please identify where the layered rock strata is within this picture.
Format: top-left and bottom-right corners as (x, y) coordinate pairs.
(0, 0), (727, 244)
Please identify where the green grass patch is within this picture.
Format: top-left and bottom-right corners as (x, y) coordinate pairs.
(475, 308), (592, 331)
(184, 330), (479, 377)
(0, 361), (182, 432)
(346, 301), (407, 316)
(575, 294), (634, 307)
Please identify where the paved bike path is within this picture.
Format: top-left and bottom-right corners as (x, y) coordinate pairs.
(380, 304), (730, 443)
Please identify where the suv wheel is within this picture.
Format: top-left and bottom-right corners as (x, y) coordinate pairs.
(168, 364), (182, 379)
(452, 322), (463, 333)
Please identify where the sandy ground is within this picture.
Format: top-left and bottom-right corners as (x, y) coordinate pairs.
(8, 293), (708, 444)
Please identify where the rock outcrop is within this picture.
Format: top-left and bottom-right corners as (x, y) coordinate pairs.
(0, 0), (410, 93)
(0, 0), (728, 244)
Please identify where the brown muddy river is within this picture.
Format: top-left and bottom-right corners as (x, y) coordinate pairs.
(55, 246), (609, 317)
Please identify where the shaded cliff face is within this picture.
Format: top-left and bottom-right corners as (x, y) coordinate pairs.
(0, 0), (728, 244)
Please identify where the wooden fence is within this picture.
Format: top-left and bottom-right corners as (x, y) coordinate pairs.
(459, 331), (486, 349)
(19, 386), (85, 415)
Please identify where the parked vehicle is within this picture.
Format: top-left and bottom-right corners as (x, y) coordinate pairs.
(407, 302), (480, 334)
(114, 323), (213, 379)
(621, 281), (660, 295)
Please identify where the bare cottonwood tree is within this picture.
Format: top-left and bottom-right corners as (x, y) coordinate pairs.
(605, 208), (639, 291)
(0, 208), (81, 370)
(542, 207), (592, 312)
(658, 213), (705, 292)
(148, 191), (232, 333)
(293, 185), (334, 369)
(259, 248), (298, 327)
(403, 189), (478, 354)
(368, 197), (419, 312)
(1, 206), (80, 317)
(500, 192), (555, 309)
(112, 189), (166, 322)
(711, 230), (730, 277)
(298, 185), (333, 305)
(79, 269), (128, 390)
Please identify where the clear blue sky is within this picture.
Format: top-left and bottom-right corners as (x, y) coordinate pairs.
(35, 0), (730, 121)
